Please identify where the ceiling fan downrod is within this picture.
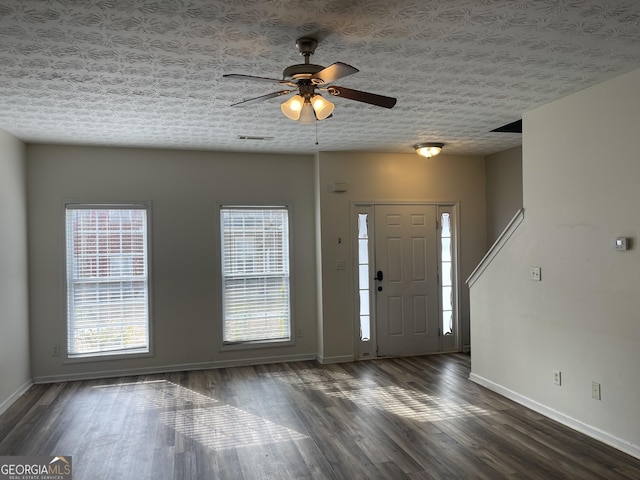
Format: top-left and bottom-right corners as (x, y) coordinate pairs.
(283, 38), (324, 81)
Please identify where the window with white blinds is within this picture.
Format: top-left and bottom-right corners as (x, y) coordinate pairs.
(65, 205), (150, 357)
(220, 206), (291, 344)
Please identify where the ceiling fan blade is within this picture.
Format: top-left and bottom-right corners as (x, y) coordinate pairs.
(223, 74), (289, 85)
(230, 90), (293, 107)
(327, 86), (397, 109)
(311, 62), (359, 84)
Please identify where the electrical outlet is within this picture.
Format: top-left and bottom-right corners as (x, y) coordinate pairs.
(553, 370), (562, 386)
(530, 267), (541, 281)
(52, 345), (60, 356)
(592, 381), (601, 400)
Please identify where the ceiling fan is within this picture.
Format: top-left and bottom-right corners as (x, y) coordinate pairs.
(223, 37), (397, 123)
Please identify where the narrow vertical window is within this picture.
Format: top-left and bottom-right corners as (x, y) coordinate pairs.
(65, 205), (150, 357)
(221, 207), (291, 344)
(440, 212), (453, 335)
(357, 214), (371, 341)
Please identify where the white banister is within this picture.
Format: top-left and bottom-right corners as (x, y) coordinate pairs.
(467, 208), (524, 287)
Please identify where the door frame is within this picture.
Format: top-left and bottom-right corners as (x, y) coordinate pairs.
(350, 201), (461, 359)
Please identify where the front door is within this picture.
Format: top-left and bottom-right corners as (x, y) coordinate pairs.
(374, 204), (440, 356)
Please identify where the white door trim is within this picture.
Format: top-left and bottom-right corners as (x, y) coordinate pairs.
(351, 201), (461, 359)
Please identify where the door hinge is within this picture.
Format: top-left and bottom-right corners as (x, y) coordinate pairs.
(436, 219), (440, 230)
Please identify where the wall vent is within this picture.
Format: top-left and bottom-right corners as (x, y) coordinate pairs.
(237, 135), (275, 141)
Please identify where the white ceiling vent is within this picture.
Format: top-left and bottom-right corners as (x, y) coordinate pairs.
(237, 135), (275, 141)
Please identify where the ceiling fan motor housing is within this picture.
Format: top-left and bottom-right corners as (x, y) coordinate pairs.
(283, 63), (324, 82)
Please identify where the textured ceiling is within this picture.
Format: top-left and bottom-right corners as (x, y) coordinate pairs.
(1, 0), (640, 156)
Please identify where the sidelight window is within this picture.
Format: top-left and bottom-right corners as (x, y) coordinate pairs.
(440, 212), (454, 335)
(357, 214), (371, 342)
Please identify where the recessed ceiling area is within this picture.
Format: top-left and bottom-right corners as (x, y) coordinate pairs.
(1, 0), (639, 156)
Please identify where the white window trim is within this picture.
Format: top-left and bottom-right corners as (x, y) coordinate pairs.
(62, 201), (154, 362)
(352, 204), (376, 360)
(437, 204), (461, 353)
(217, 204), (295, 351)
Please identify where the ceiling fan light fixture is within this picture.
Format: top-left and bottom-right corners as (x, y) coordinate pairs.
(281, 94), (304, 120)
(311, 94), (334, 120)
(414, 142), (444, 158)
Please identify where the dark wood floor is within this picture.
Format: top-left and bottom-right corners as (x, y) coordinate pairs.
(1, 354), (639, 479)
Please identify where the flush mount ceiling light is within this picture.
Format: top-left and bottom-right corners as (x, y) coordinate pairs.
(413, 142), (444, 158)
(224, 37), (396, 124)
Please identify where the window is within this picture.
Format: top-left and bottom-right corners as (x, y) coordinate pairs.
(65, 205), (150, 357)
(357, 213), (371, 341)
(440, 212), (454, 335)
(220, 206), (291, 344)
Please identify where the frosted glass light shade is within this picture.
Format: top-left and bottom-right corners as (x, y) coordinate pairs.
(281, 95), (304, 120)
(311, 94), (334, 120)
(299, 102), (315, 124)
(413, 142), (444, 158)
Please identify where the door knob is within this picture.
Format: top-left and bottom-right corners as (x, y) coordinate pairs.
(374, 270), (383, 281)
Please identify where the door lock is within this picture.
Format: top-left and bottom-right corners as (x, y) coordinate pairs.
(374, 270), (383, 281)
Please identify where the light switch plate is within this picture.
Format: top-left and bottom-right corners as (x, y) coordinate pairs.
(530, 266), (541, 281)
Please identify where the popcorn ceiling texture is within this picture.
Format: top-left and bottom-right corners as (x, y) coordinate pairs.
(1, 0), (639, 155)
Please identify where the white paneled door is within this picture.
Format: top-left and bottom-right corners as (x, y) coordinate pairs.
(374, 204), (440, 357)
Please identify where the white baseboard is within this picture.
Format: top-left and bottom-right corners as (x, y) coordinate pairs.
(0, 379), (33, 416)
(32, 353), (317, 384)
(469, 373), (640, 460)
(209, 353), (316, 370)
(316, 354), (354, 364)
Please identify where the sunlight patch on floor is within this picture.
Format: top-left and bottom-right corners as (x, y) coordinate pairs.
(310, 380), (490, 422)
(160, 404), (308, 450)
(94, 380), (308, 450)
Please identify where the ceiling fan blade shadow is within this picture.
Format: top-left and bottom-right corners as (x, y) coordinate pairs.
(327, 86), (397, 108)
(223, 74), (291, 85)
(230, 90), (293, 107)
(312, 62), (359, 84)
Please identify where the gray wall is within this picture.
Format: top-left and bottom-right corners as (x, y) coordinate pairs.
(27, 145), (318, 381)
(485, 146), (522, 247)
(470, 68), (640, 457)
(25, 145), (487, 381)
(316, 151), (487, 357)
(0, 129), (30, 413)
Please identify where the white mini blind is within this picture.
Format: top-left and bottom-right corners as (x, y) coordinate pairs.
(221, 207), (291, 343)
(66, 206), (150, 357)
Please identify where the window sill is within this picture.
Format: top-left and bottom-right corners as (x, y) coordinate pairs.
(220, 338), (294, 352)
(64, 349), (153, 364)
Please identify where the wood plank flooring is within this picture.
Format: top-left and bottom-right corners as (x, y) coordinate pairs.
(1, 354), (640, 479)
